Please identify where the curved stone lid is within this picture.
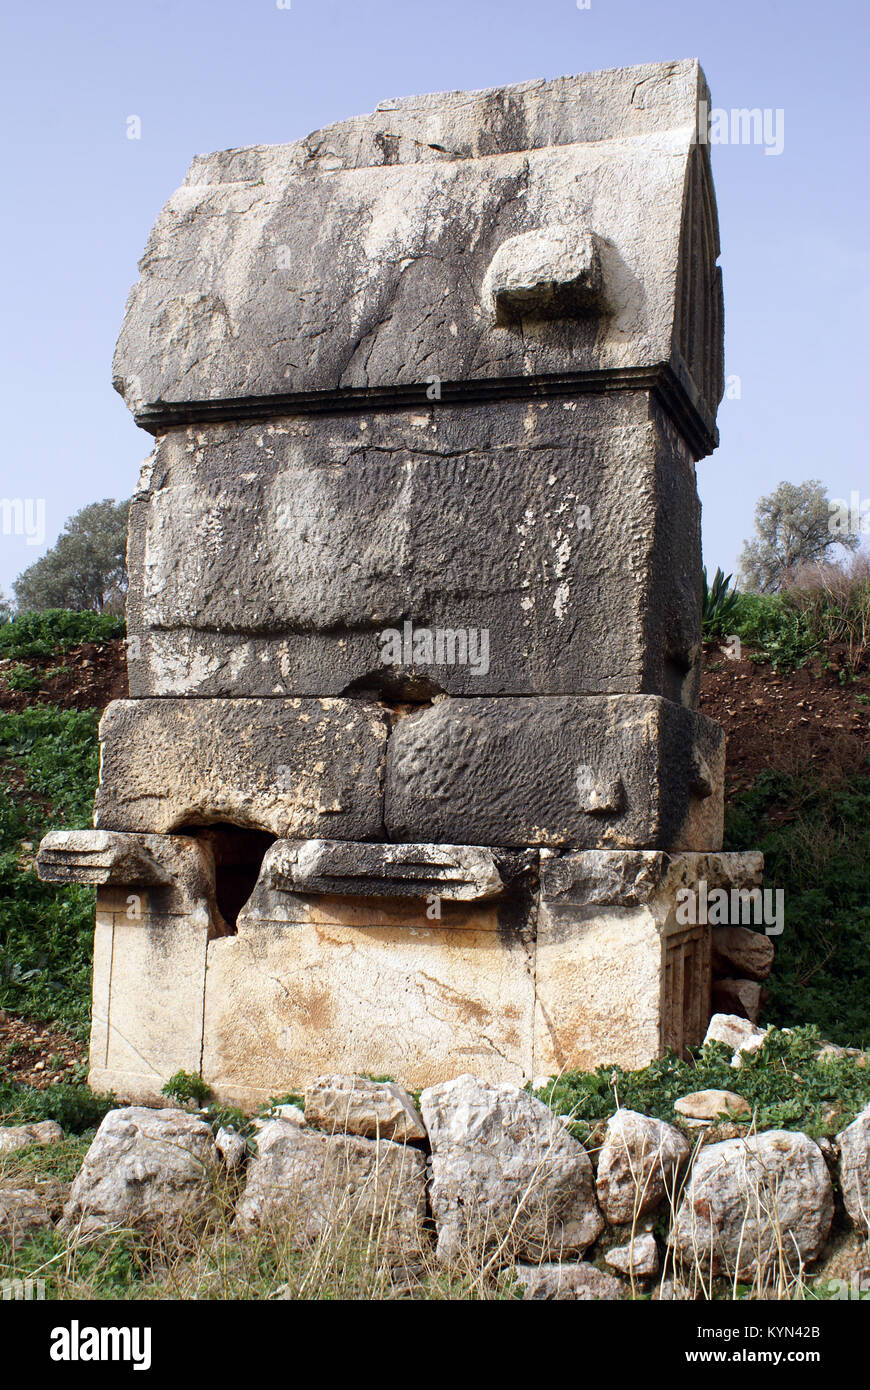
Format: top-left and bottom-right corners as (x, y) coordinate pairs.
(113, 59), (722, 455)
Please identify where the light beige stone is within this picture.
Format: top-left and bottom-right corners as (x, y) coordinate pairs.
(513, 1261), (623, 1300)
(596, 1109), (691, 1224)
(0, 1188), (52, 1249)
(64, 1108), (219, 1232)
(304, 1076), (426, 1142)
(421, 1074), (604, 1265)
(0, 1120), (63, 1155)
(234, 1118), (427, 1259)
(606, 1232), (660, 1277)
(837, 1106), (870, 1234)
(671, 1131), (834, 1280)
(711, 925), (774, 981)
(704, 1012), (769, 1066)
(201, 902), (534, 1104)
(674, 1090), (751, 1123)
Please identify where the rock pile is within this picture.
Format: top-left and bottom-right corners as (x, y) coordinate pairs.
(5, 1064), (866, 1299)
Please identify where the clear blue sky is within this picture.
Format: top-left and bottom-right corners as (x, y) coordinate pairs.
(1, 0), (867, 597)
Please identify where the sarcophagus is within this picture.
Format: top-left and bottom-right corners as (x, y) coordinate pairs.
(39, 60), (762, 1104)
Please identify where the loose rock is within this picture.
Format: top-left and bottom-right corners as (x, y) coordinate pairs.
(63, 1107), (219, 1232)
(0, 1188), (52, 1249)
(304, 1074), (426, 1142)
(596, 1109), (691, 1224)
(712, 978), (763, 1023)
(711, 926), (774, 981)
(513, 1261), (623, 1300)
(421, 1074), (603, 1264)
(704, 1012), (769, 1066)
(671, 1130), (834, 1280)
(837, 1105), (870, 1234)
(675, 1090), (751, 1124)
(606, 1232), (660, 1277)
(235, 1118), (427, 1259)
(0, 1120), (63, 1155)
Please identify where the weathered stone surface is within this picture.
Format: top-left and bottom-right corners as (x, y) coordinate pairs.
(38, 832), (224, 927)
(262, 839), (525, 902)
(202, 899), (535, 1104)
(0, 1120), (63, 1155)
(421, 1074), (604, 1263)
(674, 1090), (750, 1123)
(64, 1108), (219, 1231)
(596, 1109), (691, 1224)
(94, 698), (388, 839)
(0, 1188), (52, 1249)
(386, 695), (724, 850)
(704, 1012), (769, 1065)
(711, 926), (774, 981)
(671, 1131), (834, 1279)
(234, 1117), (427, 1257)
(36, 830), (173, 888)
(113, 61), (721, 449)
(837, 1106), (870, 1234)
(87, 887), (212, 1103)
(712, 977), (763, 1022)
(304, 1075), (426, 1142)
(606, 1232), (660, 1277)
(124, 399), (704, 704)
(215, 1128), (248, 1172)
(535, 852), (762, 1073)
(513, 1261), (623, 1300)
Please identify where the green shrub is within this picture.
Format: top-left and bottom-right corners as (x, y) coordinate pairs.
(702, 567), (741, 639)
(0, 609), (125, 661)
(0, 705), (101, 1032)
(162, 1070), (212, 1107)
(725, 767), (870, 1043)
(0, 1080), (115, 1134)
(538, 1027), (870, 1140)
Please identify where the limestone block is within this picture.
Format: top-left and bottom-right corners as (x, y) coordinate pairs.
(596, 1110), (691, 1224)
(605, 1233), (660, 1278)
(671, 1132), (834, 1279)
(386, 696), (724, 851)
(94, 698), (388, 839)
(303, 1076), (426, 1142)
(201, 897), (535, 1105)
(711, 925), (775, 981)
(87, 890), (209, 1103)
(513, 1262), (623, 1300)
(64, 1108), (219, 1232)
(124, 397), (703, 704)
(37, 830), (223, 924)
(112, 61), (722, 447)
(0, 1189), (53, 1249)
(0, 1120), (63, 1155)
(703, 1012), (769, 1066)
(234, 1118), (427, 1258)
(837, 1106), (870, 1234)
(262, 839), (528, 902)
(674, 1090), (751, 1123)
(421, 1074), (604, 1264)
(36, 830), (173, 888)
(533, 852), (761, 1073)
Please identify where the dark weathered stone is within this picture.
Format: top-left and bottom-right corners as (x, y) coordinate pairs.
(386, 695), (724, 850)
(94, 698), (388, 839)
(261, 839), (534, 901)
(112, 61), (721, 454)
(124, 394), (702, 704)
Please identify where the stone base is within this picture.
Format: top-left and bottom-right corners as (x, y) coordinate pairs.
(42, 834), (764, 1107)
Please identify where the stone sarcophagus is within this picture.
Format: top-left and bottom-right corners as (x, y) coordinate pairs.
(39, 60), (762, 1105)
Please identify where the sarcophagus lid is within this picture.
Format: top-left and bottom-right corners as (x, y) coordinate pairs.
(114, 59), (722, 454)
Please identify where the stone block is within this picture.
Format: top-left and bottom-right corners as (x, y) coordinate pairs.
(386, 695), (725, 850)
(124, 396), (703, 704)
(93, 698), (388, 839)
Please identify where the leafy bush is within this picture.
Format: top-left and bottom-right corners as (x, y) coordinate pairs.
(538, 1027), (870, 1140)
(0, 1079), (115, 1133)
(0, 705), (101, 1032)
(725, 767), (870, 1043)
(0, 609), (125, 660)
(162, 1070), (212, 1107)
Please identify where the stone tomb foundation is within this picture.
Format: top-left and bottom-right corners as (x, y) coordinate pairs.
(39, 831), (761, 1105)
